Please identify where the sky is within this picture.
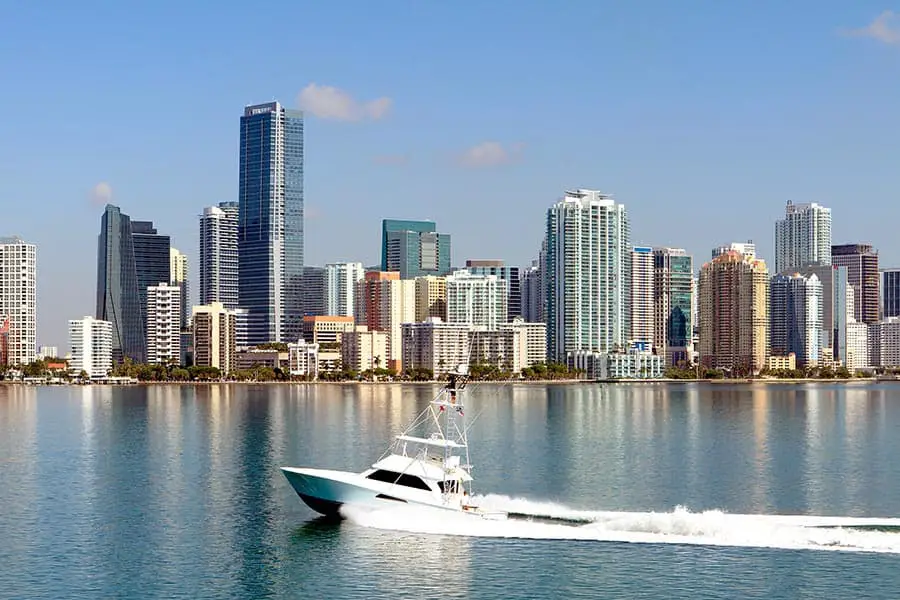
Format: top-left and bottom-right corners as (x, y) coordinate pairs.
(1, 1), (899, 349)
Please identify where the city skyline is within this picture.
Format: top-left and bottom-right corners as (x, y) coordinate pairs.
(3, 4), (900, 347)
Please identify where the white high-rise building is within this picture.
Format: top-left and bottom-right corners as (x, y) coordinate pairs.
(324, 262), (364, 317)
(769, 273), (823, 367)
(170, 247), (190, 327)
(68, 316), (112, 378)
(544, 189), (630, 361)
(630, 246), (654, 350)
(199, 202), (239, 309)
(445, 271), (507, 330)
(146, 283), (182, 365)
(0, 237), (36, 367)
(774, 201), (832, 275)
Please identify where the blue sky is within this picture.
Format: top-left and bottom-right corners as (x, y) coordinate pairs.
(1, 1), (899, 348)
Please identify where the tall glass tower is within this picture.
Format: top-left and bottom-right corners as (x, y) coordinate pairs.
(238, 101), (304, 344)
(381, 219), (451, 278)
(96, 204), (143, 363)
(199, 202), (239, 309)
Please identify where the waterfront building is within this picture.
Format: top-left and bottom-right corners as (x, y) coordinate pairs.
(0, 237), (36, 367)
(847, 320), (869, 371)
(414, 275), (447, 322)
(301, 315), (355, 371)
(238, 101), (304, 345)
(325, 262), (364, 317)
(146, 283), (182, 365)
(192, 302), (236, 374)
(445, 271), (507, 330)
(170, 248), (190, 328)
(712, 240), (756, 260)
(300, 266), (327, 317)
(774, 201), (832, 274)
(766, 353), (797, 372)
(881, 269), (900, 319)
(199, 202), (239, 309)
(832, 243), (879, 325)
(132, 221), (171, 357)
(234, 348), (288, 371)
(96, 205), (142, 363)
(698, 251), (769, 375)
(520, 260), (543, 324)
(568, 348), (663, 380)
(67, 316), (112, 379)
(341, 326), (389, 373)
(652, 247), (693, 366)
(401, 318), (470, 375)
(469, 318), (547, 373)
(869, 317), (900, 367)
(381, 219), (451, 278)
(630, 247), (654, 350)
(287, 339), (319, 379)
(464, 260), (521, 320)
(355, 271), (416, 371)
(798, 264), (850, 366)
(769, 273), (822, 367)
(544, 189), (630, 362)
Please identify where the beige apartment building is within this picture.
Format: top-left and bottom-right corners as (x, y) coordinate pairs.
(698, 250), (769, 375)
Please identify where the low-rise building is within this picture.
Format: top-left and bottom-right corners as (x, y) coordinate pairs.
(234, 349), (288, 371)
(568, 349), (663, 380)
(288, 339), (319, 379)
(302, 316), (355, 371)
(766, 354), (797, 371)
(469, 319), (547, 374)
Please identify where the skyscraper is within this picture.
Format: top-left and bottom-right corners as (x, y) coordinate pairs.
(355, 271), (416, 371)
(798, 264), (850, 364)
(712, 241), (756, 259)
(630, 247), (654, 350)
(238, 101), (304, 344)
(96, 205), (142, 363)
(199, 202), (239, 309)
(464, 260), (521, 320)
(774, 201), (832, 274)
(881, 269), (900, 319)
(132, 220), (171, 352)
(170, 247), (190, 327)
(300, 266), (327, 317)
(381, 219), (451, 278)
(325, 262), (364, 317)
(698, 251), (769, 375)
(652, 247), (693, 366)
(832, 243), (879, 324)
(520, 260), (543, 324)
(545, 189), (630, 362)
(0, 236), (36, 367)
(769, 272), (822, 367)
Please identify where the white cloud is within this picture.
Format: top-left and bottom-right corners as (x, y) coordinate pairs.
(844, 10), (900, 45)
(456, 141), (525, 168)
(297, 83), (392, 121)
(89, 182), (113, 206)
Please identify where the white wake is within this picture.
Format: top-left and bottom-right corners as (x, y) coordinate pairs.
(340, 494), (900, 554)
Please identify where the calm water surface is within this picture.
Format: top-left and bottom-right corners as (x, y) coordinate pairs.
(1, 382), (899, 599)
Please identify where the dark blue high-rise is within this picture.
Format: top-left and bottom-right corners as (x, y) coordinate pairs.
(238, 101), (304, 344)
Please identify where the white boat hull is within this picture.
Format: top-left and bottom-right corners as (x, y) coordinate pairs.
(281, 467), (505, 520)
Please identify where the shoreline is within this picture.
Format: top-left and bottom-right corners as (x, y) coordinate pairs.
(1, 377), (892, 387)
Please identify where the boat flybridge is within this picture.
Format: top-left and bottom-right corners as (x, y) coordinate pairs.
(281, 366), (507, 520)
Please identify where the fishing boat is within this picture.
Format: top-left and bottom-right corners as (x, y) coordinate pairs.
(281, 366), (507, 520)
